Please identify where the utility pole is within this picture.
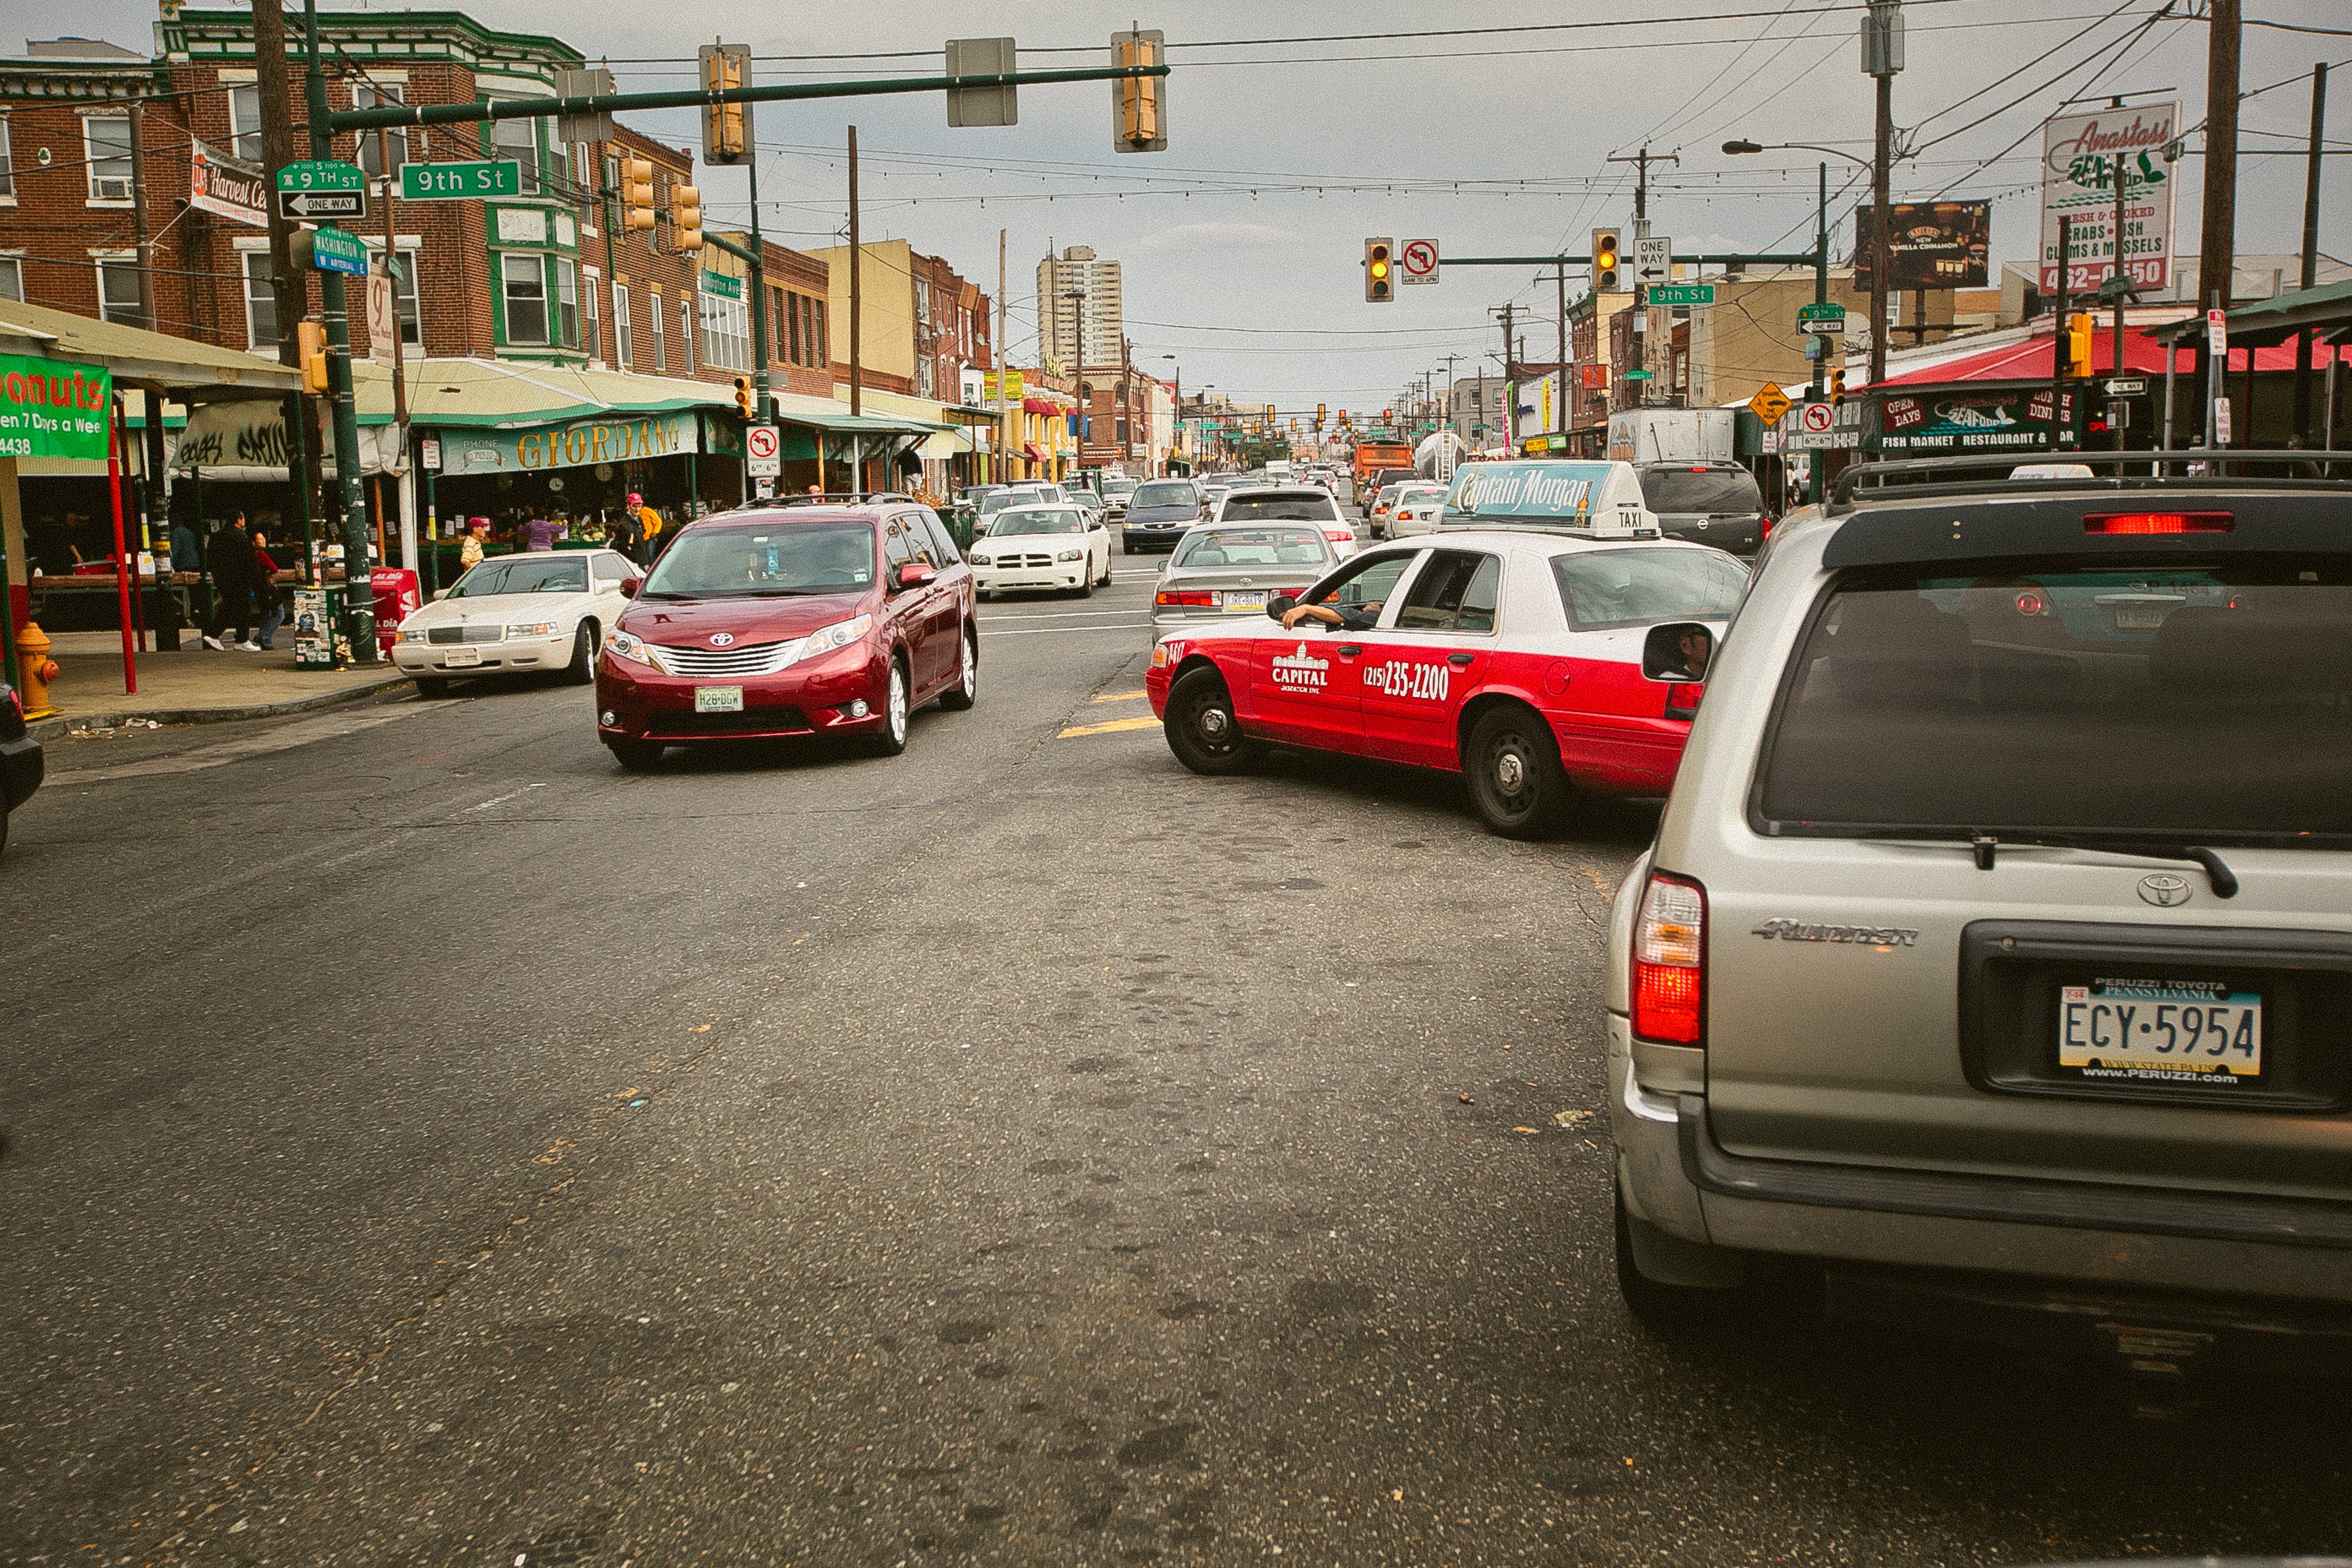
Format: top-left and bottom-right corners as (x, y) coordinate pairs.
(996, 227), (1009, 483)
(847, 125), (862, 421)
(128, 99), (155, 331)
(1608, 145), (1678, 409)
(2295, 63), (2327, 441)
(2113, 143), (2130, 451)
(1555, 262), (1569, 444)
(250, 0), (317, 577)
(2053, 214), (2074, 453)
(2195, 0), (2240, 442)
(1864, 0), (1902, 388)
(300, 0), (376, 661)
(378, 127), (412, 547)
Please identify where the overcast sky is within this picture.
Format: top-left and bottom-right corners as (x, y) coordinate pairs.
(46, 0), (2352, 414)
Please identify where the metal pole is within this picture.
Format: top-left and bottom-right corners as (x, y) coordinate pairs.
(2053, 215), (2072, 451)
(380, 127), (412, 568)
(747, 154), (772, 431)
(2206, 290), (2222, 447)
(107, 393), (137, 694)
(2195, 0), (2241, 440)
(847, 125), (862, 419)
(997, 227), (1009, 483)
(129, 99), (155, 331)
(2295, 62), (2327, 441)
(1556, 263), (1569, 440)
(423, 456), (437, 596)
(0, 483), (16, 691)
(2114, 150), (2129, 450)
(1810, 162), (1827, 506)
(2163, 327), (2178, 449)
(304, 0), (377, 663)
(1869, 57), (1893, 387)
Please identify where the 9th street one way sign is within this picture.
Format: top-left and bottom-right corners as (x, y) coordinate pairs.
(276, 159), (366, 221)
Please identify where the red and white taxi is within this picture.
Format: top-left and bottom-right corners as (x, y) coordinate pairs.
(1145, 461), (1750, 836)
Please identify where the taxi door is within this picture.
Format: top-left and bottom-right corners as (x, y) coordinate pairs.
(1354, 549), (1500, 768)
(1243, 550), (1418, 753)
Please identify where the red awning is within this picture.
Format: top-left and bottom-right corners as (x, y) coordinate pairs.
(1872, 325), (2331, 390)
(1022, 397), (1061, 414)
(1022, 442), (1045, 461)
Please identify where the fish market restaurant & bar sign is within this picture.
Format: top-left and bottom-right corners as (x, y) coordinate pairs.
(1872, 391), (2080, 454)
(436, 411), (698, 475)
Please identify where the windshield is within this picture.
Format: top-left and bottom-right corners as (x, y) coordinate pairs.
(641, 522), (874, 597)
(448, 556), (588, 597)
(1220, 493), (1339, 523)
(1396, 487), (1446, 506)
(1757, 566), (2352, 840)
(1173, 527), (1330, 568)
(990, 509), (1085, 536)
(1551, 547), (1750, 632)
(1104, 479), (1137, 496)
(1130, 482), (1198, 508)
(1640, 467), (1765, 515)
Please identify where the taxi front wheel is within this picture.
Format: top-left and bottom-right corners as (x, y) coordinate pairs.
(1164, 667), (1262, 776)
(1464, 704), (1573, 838)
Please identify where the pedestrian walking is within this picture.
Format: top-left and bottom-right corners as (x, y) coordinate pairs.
(248, 529), (287, 650)
(627, 493), (664, 566)
(459, 518), (489, 572)
(605, 504), (645, 561)
(201, 513), (259, 651)
(168, 515), (201, 578)
(521, 514), (561, 551)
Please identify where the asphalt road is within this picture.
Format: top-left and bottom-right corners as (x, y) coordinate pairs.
(3, 554), (2347, 1567)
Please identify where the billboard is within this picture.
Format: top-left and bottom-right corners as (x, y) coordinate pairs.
(1853, 201), (1991, 292)
(2038, 103), (2179, 296)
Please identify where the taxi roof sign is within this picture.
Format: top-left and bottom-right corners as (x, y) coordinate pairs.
(1442, 459), (1658, 539)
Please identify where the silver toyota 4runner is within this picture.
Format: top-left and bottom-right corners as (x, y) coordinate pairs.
(1606, 451), (2352, 1377)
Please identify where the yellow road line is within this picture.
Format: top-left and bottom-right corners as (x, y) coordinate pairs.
(1091, 689), (1149, 703)
(1058, 714), (1162, 738)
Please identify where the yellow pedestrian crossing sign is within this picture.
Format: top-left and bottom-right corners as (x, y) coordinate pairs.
(1748, 382), (1791, 425)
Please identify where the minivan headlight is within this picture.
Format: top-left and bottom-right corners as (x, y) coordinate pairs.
(798, 613), (874, 658)
(606, 628), (651, 664)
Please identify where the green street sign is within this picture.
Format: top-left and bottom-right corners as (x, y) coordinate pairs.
(1622, 368), (1654, 381)
(700, 270), (743, 301)
(1649, 282), (1716, 306)
(276, 159), (365, 193)
(399, 159), (521, 201)
(1797, 301), (1848, 333)
(304, 226), (370, 277)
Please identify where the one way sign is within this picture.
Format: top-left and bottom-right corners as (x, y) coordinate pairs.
(1634, 236), (1671, 284)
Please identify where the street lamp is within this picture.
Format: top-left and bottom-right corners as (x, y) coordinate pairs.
(1724, 132), (1898, 384)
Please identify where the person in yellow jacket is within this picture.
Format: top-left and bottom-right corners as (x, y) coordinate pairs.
(627, 492), (664, 565)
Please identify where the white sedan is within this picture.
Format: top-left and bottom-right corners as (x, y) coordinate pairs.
(392, 547), (640, 696)
(968, 504), (1114, 598)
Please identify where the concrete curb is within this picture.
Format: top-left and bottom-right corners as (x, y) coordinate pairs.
(27, 672), (414, 742)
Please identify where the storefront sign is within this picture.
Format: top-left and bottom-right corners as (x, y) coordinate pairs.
(189, 140), (269, 228)
(0, 353), (112, 461)
(434, 412), (700, 475)
(983, 369), (1025, 402)
(2039, 103), (2178, 295)
(1854, 201), (1991, 292)
(1874, 391), (2076, 453)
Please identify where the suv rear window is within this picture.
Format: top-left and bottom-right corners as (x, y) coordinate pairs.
(1639, 467), (1762, 515)
(1130, 482), (1197, 508)
(1757, 566), (2352, 839)
(1222, 493), (1339, 522)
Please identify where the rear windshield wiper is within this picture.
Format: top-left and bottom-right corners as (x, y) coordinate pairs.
(1864, 830), (2238, 898)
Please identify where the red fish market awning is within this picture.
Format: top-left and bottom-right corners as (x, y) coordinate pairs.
(1874, 323), (2319, 389)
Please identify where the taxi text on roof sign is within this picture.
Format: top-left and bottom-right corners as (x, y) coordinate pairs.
(1443, 459), (1660, 539)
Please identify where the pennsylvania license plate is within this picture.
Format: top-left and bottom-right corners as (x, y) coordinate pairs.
(1221, 591), (1266, 613)
(694, 685), (744, 713)
(2057, 981), (2263, 1085)
(443, 645), (482, 667)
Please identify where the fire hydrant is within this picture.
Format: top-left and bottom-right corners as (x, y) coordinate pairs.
(14, 621), (60, 719)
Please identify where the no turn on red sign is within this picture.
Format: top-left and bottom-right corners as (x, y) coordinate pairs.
(1399, 239), (1439, 285)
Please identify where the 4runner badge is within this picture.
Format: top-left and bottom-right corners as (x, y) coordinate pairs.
(1752, 919), (1919, 947)
(2138, 873), (2193, 907)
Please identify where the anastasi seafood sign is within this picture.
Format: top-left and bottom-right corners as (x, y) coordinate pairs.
(2039, 103), (2178, 296)
(0, 353), (112, 461)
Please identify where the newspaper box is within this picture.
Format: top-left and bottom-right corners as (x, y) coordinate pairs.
(371, 568), (419, 657)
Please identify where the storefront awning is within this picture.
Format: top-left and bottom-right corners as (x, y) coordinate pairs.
(350, 357), (727, 428)
(0, 297), (302, 395)
(772, 408), (951, 437)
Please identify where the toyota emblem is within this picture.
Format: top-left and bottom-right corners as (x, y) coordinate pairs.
(709, 632), (736, 647)
(2138, 873), (2193, 907)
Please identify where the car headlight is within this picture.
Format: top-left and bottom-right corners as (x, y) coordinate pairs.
(506, 621), (557, 638)
(606, 628), (651, 664)
(796, 612), (874, 659)
(1055, 547), (1085, 562)
(969, 553), (992, 566)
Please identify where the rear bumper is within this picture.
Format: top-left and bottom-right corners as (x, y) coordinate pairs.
(1608, 1015), (2352, 1305)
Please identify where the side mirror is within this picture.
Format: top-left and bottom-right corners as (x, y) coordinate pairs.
(617, 577), (641, 598)
(1267, 595), (1297, 621)
(896, 561), (938, 590)
(1642, 621), (1715, 683)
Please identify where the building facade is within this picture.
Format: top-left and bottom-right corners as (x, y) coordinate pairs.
(1037, 244), (1121, 369)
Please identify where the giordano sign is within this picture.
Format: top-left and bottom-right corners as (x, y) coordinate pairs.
(436, 411), (700, 475)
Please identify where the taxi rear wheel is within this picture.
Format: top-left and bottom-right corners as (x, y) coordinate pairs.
(1465, 704), (1572, 838)
(1164, 666), (1261, 776)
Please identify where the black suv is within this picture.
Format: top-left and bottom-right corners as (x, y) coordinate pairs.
(1, 679), (43, 859)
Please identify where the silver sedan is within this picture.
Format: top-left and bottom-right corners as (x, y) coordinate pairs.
(1148, 522), (1341, 645)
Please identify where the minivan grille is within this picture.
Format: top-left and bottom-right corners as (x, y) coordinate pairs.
(649, 639), (798, 677)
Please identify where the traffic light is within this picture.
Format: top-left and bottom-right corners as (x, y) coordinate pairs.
(699, 43), (751, 167)
(1113, 29), (1166, 153)
(1365, 237), (1394, 303)
(1593, 228), (1622, 291)
(297, 319), (327, 394)
(1382, 406), (1393, 423)
(1316, 402), (1326, 427)
(670, 182), (703, 253)
(620, 157), (655, 232)
(2063, 312), (2095, 379)
(1830, 367), (1847, 406)
(733, 375), (753, 417)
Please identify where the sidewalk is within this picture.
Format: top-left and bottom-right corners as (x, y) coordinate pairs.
(18, 630), (412, 740)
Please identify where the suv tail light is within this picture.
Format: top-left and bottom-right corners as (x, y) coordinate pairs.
(2083, 512), (2234, 534)
(1631, 870), (1706, 1045)
(1156, 589), (1217, 607)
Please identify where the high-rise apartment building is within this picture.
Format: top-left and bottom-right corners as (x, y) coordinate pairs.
(1037, 245), (1122, 369)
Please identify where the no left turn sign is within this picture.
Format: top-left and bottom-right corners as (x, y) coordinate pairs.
(1399, 239), (1439, 285)
(746, 423), (781, 477)
(1799, 400), (1835, 434)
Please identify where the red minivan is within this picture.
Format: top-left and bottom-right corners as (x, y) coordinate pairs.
(594, 502), (977, 768)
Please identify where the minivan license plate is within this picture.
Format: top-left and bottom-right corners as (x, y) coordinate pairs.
(695, 685), (743, 713)
(2057, 981), (2262, 1084)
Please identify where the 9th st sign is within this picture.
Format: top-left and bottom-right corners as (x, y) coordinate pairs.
(276, 159), (367, 221)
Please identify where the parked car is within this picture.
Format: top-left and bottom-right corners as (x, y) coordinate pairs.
(595, 502), (976, 768)
(0, 679), (42, 860)
(1211, 485), (1358, 559)
(393, 549), (640, 697)
(1633, 461), (1768, 555)
(1149, 521), (1343, 644)
(1120, 478), (1210, 553)
(968, 503), (1114, 598)
(1607, 449), (2352, 1375)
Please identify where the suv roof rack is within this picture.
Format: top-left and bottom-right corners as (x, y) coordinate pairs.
(1830, 449), (2352, 512)
(747, 490), (918, 510)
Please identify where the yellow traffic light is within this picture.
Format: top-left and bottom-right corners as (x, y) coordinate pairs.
(621, 157), (656, 232)
(733, 376), (753, 417)
(1114, 30), (1166, 153)
(297, 320), (328, 393)
(1593, 228), (1622, 291)
(2063, 312), (2096, 379)
(1830, 367), (1848, 406)
(670, 182), (703, 253)
(700, 43), (751, 167)
(1366, 238), (1394, 303)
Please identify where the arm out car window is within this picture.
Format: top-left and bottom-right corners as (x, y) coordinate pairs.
(1395, 551), (1501, 632)
(1309, 552), (1417, 617)
(1755, 564), (2352, 840)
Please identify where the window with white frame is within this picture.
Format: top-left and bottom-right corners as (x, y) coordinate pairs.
(0, 256), (22, 301)
(0, 116), (16, 199)
(226, 85), (263, 163)
(649, 288), (666, 371)
(501, 252), (549, 345)
(678, 295), (694, 374)
(242, 252), (278, 349)
(699, 286), (749, 372)
(553, 257), (579, 349)
(85, 116), (133, 202)
(97, 255), (141, 323)
(353, 84), (408, 178)
(492, 110), (540, 195)
(583, 269), (601, 363)
(612, 282), (632, 369)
